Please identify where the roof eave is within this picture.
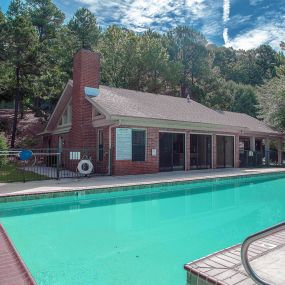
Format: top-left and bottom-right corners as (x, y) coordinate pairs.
(109, 115), (248, 132)
(85, 96), (112, 120)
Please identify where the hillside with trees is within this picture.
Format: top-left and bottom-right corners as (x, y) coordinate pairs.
(0, 0), (285, 147)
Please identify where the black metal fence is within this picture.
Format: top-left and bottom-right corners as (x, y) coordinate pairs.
(239, 150), (285, 168)
(0, 148), (98, 183)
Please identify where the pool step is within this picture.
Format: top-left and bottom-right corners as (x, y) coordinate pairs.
(0, 224), (36, 285)
(184, 229), (285, 285)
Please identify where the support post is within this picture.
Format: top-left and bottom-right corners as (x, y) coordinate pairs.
(278, 138), (283, 166)
(212, 134), (217, 169)
(250, 136), (256, 151)
(56, 152), (60, 180)
(235, 135), (240, 168)
(185, 132), (191, 171)
(265, 137), (270, 167)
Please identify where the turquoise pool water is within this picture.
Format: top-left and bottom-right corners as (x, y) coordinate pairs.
(1, 174), (285, 285)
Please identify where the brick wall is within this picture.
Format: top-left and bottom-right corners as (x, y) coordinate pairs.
(69, 49), (100, 149)
(111, 127), (159, 176)
(111, 127), (241, 176)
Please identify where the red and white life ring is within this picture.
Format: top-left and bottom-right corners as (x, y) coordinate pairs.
(77, 159), (94, 175)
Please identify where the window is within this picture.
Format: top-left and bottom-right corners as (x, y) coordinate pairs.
(59, 103), (72, 126)
(98, 130), (104, 161)
(132, 129), (146, 161)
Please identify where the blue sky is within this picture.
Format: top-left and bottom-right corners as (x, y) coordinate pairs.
(1, 0), (285, 50)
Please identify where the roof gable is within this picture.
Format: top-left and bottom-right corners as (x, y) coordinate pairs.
(45, 81), (73, 132)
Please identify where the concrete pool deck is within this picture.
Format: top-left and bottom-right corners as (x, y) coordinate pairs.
(0, 167), (285, 197)
(185, 228), (285, 285)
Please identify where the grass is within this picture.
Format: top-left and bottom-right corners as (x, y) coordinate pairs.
(0, 164), (48, 183)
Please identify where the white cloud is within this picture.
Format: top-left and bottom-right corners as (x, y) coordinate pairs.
(223, 27), (229, 45)
(223, 0), (230, 23)
(222, 0), (231, 45)
(74, 0), (221, 34)
(225, 23), (285, 50)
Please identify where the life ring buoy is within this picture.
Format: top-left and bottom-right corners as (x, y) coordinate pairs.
(77, 159), (94, 175)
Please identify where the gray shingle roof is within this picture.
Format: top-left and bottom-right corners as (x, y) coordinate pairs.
(88, 85), (279, 135)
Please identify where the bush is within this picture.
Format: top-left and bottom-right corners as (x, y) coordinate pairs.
(0, 134), (8, 167)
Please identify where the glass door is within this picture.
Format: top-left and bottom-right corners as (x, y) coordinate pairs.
(159, 133), (185, 171)
(159, 133), (173, 171)
(190, 134), (212, 169)
(216, 135), (234, 168)
(173, 133), (185, 170)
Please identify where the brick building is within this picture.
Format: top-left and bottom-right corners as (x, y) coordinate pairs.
(40, 49), (284, 175)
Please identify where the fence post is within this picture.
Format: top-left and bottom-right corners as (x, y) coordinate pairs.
(109, 147), (112, 176)
(56, 152), (60, 180)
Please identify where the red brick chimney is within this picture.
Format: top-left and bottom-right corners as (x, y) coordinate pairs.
(69, 49), (100, 148)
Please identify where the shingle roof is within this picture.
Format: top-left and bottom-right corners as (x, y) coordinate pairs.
(89, 85), (279, 135)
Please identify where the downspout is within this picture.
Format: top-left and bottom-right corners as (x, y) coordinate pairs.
(108, 120), (121, 176)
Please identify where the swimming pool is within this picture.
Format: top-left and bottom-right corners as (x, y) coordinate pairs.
(1, 173), (285, 285)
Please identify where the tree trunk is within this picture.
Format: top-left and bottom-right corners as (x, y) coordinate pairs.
(11, 67), (20, 148)
(20, 93), (24, 119)
(180, 82), (186, 98)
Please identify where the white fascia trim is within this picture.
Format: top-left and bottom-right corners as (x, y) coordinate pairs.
(240, 131), (283, 139)
(110, 115), (246, 133)
(85, 96), (111, 120)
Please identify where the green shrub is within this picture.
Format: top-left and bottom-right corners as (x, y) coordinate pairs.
(0, 134), (8, 167)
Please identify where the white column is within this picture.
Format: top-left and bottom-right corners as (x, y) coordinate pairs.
(250, 136), (256, 151)
(278, 138), (283, 165)
(265, 137), (270, 166)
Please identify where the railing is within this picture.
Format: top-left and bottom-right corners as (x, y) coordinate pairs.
(0, 148), (100, 182)
(241, 222), (285, 285)
(239, 150), (285, 168)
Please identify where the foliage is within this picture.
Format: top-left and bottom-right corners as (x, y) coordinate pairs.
(257, 73), (285, 131)
(68, 8), (100, 50)
(167, 26), (210, 100)
(1, 0), (285, 145)
(0, 134), (8, 167)
(0, 163), (48, 182)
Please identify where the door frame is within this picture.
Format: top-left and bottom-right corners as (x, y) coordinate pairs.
(159, 130), (186, 171)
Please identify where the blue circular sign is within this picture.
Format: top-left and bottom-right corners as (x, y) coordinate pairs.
(19, 150), (33, 161)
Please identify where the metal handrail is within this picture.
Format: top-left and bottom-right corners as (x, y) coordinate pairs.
(241, 221), (285, 285)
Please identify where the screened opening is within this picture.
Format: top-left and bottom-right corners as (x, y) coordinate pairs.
(216, 135), (234, 168)
(190, 134), (212, 169)
(159, 132), (185, 171)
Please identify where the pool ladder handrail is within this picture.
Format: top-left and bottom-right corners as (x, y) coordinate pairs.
(241, 221), (285, 285)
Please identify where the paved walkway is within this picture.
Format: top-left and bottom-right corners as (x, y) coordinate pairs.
(185, 228), (285, 285)
(0, 224), (36, 285)
(0, 168), (284, 197)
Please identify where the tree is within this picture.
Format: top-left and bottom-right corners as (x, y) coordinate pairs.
(99, 26), (139, 89)
(68, 8), (100, 50)
(3, 0), (39, 147)
(26, 0), (68, 116)
(137, 30), (169, 93)
(257, 74), (285, 131)
(167, 26), (210, 100)
(26, 0), (64, 42)
(229, 82), (257, 117)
